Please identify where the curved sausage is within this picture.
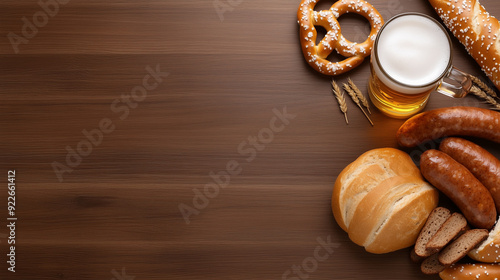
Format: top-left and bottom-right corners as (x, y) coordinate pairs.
(440, 137), (500, 212)
(420, 149), (497, 229)
(397, 107), (500, 148)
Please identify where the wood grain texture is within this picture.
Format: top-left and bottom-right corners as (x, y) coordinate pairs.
(0, 0), (499, 279)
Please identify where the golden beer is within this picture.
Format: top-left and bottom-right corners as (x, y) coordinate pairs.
(368, 13), (471, 118)
(368, 66), (434, 118)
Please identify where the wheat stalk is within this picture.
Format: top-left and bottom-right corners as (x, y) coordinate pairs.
(347, 77), (371, 114)
(331, 79), (348, 124)
(470, 85), (500, 110)
(343, 83), (374, 126)
(469, 75), (498, 99)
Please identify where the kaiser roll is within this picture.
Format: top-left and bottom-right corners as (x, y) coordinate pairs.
(332, 148), (439, 254)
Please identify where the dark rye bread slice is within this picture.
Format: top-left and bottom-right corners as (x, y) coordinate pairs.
(414, 207), (451, 257)
(425, 212), (468, 254)
(438, 229), (489, 266)
(421, 253), (446, 275)
(410, 248), (423, 263)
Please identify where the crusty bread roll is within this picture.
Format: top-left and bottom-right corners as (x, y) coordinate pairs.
(428, 0), (500, 91)
(468, 217), (500, 263)
(332, 148), (439, 254)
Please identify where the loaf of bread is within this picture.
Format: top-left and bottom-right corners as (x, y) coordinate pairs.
(428, 0), (500, 91)
(332, 148), (439, 254)
(468, 218), (500, 263)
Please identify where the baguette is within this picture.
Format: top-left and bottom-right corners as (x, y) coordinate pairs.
(428, 0), (500, 91)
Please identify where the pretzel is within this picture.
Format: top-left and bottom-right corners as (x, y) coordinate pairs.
(297, 0), (384, 75)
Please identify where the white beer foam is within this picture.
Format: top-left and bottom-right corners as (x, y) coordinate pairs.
(374, 14), (451, 94)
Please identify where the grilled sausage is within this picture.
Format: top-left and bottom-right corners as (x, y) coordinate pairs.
(440, 137), (500, 212)
(397, 107), (500, 148)
(420, 149), (497, 229)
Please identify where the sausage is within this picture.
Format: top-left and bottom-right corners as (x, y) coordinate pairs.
(440, 137), (500, 212)
(420, 149), (497, 229)
(397, 106), (500, 148)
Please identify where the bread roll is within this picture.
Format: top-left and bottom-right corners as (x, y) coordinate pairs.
(428, 0), (500, 91)
(468, 218), (500, 263)
(332, 148), (439, 254)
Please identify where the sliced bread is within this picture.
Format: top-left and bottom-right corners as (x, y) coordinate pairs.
(414, 207), (451, 257)
(438, 229), (489, 266)
(425, 212), (468, 254)
(421, 253), (446, 275)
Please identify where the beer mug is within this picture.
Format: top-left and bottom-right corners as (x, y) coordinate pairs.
(368, 13), (473, 118)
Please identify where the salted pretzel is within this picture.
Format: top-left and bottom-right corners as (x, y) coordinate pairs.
(297, 0), (384, 75)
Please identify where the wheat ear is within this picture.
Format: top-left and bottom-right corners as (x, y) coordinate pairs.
(347, 78), (371, 114)
(469, 75), (498, 99)
(343, 83), (374, 126)
(470, 85), (500, 110)
(331, 80), (348, 124)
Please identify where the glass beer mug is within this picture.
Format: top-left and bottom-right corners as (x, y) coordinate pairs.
(368, 13), (473, 118)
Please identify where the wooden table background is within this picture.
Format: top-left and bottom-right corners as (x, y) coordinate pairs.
(0, 0), (499, 279)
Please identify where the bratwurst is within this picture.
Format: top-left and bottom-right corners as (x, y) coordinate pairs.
(397, 107), (500, 148)
(420, 149), (497, 229)
(440, 137), (500, 212)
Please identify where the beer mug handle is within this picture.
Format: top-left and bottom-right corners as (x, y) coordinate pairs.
(435, 67), (473, 98)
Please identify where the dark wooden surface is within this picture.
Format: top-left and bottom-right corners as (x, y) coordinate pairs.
(0, 0), (499, 279)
